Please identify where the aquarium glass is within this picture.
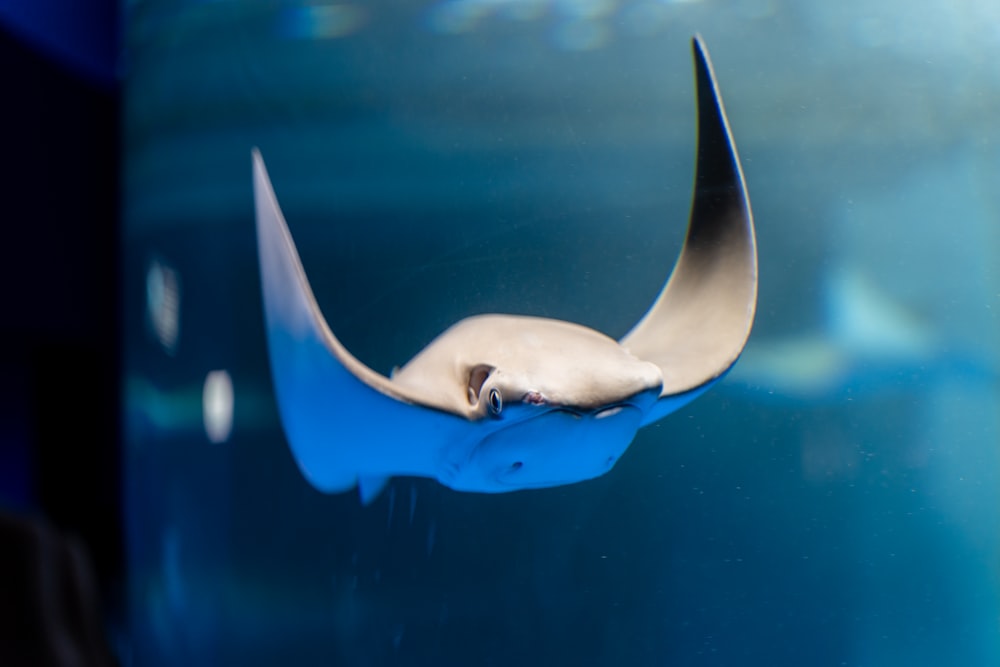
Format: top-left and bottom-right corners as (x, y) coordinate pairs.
(122, 1), (1000, 664)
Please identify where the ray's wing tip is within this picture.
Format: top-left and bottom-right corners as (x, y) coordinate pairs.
(691, 34), (710, 66)
(251, 149), (282, 230)
(251, 147), (265, 176)
(251, 147), (269, 185)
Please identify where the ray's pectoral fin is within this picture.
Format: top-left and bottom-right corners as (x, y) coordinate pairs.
(621, 36), (758, 426)
(252, 151), (473, 503)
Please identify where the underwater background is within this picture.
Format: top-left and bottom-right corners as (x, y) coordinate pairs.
(122, 0), (1000, 665)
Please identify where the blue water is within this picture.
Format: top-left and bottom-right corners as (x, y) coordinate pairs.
(122, 1), (1000, 665)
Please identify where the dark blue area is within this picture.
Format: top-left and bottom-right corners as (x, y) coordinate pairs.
(0, 2), (121, 640)
(0, 361), (32, 510)
(0, 0), (118, 85)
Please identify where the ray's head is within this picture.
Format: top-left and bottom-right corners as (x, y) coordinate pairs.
(408, 314), (663, 492)
(393, 314), (664, 420)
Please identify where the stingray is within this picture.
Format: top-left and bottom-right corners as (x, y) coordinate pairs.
(253, 36), (757, 505)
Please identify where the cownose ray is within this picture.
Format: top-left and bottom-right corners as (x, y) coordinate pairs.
(253, 36), (757, 505)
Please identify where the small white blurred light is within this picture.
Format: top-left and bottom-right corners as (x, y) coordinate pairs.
(202, 370), (234, 444)
(146, 259), (181, 354)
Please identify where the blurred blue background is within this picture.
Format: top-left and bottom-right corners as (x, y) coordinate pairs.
(120, 1), (1000, 664)
(5, 0), (999, 665)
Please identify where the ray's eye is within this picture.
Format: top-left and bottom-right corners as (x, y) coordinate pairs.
(488, 387), (503, 416)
